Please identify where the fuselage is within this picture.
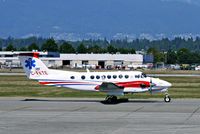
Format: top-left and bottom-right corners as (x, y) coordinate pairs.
(38, 70), (171, 94)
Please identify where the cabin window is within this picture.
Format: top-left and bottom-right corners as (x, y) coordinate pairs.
(119, 74), (123, 79)
(81, 75), (86, 80)
(90, 75), (95, 79)
(70, 76), (75, 79)
(113, 75), (117, 79)
(125, 75), (129, 79)
(101, 75), (106, 79)
(96, 75), (100, 79)
(107, 75), (111, 79)
(135, 75), (140, 78)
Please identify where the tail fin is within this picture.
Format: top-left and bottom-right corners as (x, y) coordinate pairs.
(18, 52), (49, 79)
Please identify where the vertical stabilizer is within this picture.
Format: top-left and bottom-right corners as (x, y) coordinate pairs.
(18, 53), (49, 79)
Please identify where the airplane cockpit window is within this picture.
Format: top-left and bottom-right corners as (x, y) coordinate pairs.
(119, 74), (123, 79)
(70, 76), (75, 79)
(141, 73), (147, 78)
(90, 75), (94, 79)
(81, 75), (86, 80)
(113, 75), (117, 79)
(125, 75), (129, 79)
(96, 75), (100, 79)
(107, 75), (111, 79)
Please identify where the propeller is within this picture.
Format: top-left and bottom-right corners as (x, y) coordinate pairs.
(149, 78), (155, 94)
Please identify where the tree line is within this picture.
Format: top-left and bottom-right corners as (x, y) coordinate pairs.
(1, 36), (200, 52)
(1, 37), (200, 64)
(1, 38), (136, 54)
(147, 48), (200, 64)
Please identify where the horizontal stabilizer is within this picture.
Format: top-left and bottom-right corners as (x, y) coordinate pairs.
(19, 52), (39, 58)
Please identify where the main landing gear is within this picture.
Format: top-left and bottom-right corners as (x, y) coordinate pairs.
(164, 93), (171, 103)
(104, 94), (171, 104)
(105, 95), (118, 104)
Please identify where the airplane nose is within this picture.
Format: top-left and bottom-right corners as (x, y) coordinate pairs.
(151, 78), (172, 88)
(163, 80), (172, 87)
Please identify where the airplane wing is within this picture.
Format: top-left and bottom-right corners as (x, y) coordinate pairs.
(95, 82), (124, 96)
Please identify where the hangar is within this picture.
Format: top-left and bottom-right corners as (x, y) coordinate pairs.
(0, 51), (144, 69)
(58, 53), (143, 69)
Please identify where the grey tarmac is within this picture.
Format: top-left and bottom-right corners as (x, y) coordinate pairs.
(0, 98), (200, 134)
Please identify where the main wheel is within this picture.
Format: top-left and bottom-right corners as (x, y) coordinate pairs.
(164, 95), (171, 103)
(105, 96), (117, 104)
(111, 96), (117, 103)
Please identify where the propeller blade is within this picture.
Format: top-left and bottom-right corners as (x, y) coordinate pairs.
(149, 78), (153, 94)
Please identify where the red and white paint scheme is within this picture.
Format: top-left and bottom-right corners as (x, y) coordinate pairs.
(19, 52), (172, 103)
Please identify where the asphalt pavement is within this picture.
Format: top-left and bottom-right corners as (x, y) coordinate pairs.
(0, 98), (199, 134)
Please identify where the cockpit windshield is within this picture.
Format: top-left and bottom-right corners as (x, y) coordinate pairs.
(141, 73), (147, 78)
(135, 73), (147, 78)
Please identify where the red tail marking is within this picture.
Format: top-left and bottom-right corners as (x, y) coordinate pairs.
(19, 52), (39, 58)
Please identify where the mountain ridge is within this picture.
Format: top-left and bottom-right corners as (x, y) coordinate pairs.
(0, 0), (200, 39)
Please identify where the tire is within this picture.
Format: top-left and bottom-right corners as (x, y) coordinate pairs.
(105, 96), (117, 104)
(164, 96), (171, 103)
(112, 96), (117, 103)
(107, 98), (113, 103)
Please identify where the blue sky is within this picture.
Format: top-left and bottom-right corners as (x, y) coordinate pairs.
(0, 0), (200, 39)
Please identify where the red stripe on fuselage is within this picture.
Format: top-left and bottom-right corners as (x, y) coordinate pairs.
(116, 81), (150, 88)
(40, 81), (151, 90)
(39, 81), (91, 85)
(95, 81), (150, 90)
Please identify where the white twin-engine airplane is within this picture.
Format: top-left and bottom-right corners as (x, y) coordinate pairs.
(19, 52), (172, 103)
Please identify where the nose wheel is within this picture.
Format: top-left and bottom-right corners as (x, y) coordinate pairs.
(164, 93), (171, 102)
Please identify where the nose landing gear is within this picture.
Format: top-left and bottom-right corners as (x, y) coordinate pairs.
(164, 93), (171, 102)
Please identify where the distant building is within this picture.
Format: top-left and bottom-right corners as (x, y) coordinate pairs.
(0, 51), (144, 69)
(0, 51), (48, 68)
(59, 53), (143, 69)
(143, 54), (154, 63)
